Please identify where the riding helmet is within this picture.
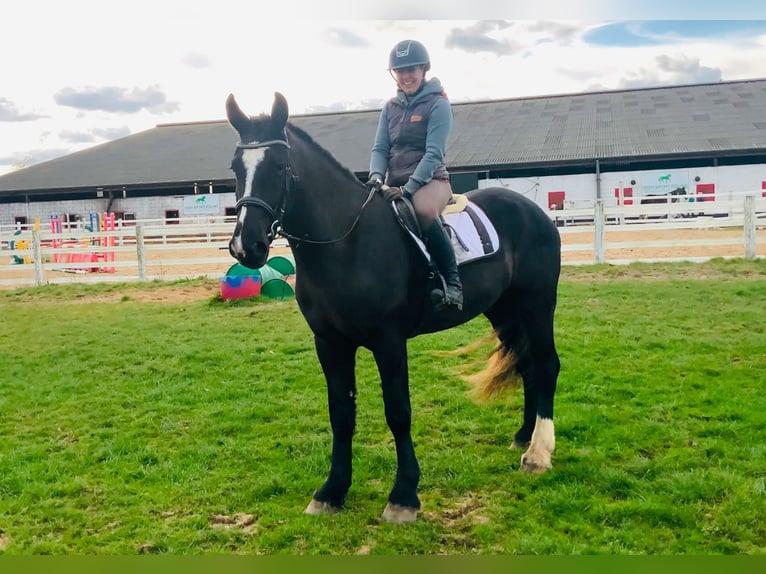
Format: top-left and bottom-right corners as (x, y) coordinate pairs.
(388, 40), (430, 71)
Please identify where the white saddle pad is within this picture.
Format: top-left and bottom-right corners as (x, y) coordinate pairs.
(395, 200), (500, 266)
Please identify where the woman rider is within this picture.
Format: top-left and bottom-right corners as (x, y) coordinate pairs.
(367, 39), (463, 311)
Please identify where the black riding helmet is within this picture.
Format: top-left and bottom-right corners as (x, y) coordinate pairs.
(388, 40), (431, 71)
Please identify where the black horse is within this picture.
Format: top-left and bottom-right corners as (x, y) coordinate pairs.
(226, 92), (561, 523)
(640, 186), (690, 218)
(640, 186), (688, 205)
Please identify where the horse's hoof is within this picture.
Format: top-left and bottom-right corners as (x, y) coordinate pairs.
(304, 499), (339, 516)
(520, 453), (552, 474)
(382, 503), (419, 524)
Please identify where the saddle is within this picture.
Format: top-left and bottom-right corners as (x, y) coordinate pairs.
(392, 193), (470, 237)
(392, 193), (498, 266)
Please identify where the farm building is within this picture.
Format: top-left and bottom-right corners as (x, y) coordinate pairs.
(2, 77), (766, 229)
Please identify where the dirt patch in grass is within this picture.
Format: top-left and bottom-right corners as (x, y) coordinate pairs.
(93, 283), (222, 304)
(209, 513), (258, 534)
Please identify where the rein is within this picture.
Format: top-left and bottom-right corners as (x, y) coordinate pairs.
(234, 138), (376, 245)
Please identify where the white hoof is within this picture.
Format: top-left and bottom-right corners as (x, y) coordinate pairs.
(520, 451), (552, 474)
(521, 416), (554, 474)
(382, 503), (419, 524)
(304, 499), (339, 516)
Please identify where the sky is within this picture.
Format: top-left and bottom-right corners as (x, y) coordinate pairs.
(2, 0), (766, 176)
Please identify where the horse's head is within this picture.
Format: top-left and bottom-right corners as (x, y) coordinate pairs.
(226, 92), (292, 269)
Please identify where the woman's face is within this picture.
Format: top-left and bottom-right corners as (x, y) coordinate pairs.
(393, 65), (426, 95)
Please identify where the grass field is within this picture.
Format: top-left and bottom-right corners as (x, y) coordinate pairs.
(0, 259), (765, 555)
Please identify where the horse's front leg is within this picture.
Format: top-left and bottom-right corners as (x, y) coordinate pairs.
(371, 333), (420, 524)
(305, 335), (357, 515)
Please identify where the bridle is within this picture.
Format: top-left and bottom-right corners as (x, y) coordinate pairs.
(234, 138), (295, 241)
(233, 137), (376, 245)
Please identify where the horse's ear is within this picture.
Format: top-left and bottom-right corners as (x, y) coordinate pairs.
(271, 92), (289, 129)
(225, 93), (250, 134)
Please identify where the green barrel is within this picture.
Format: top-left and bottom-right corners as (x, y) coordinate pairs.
(266, 254), (296, 275)
(257, 264), (284, 283)
(261, 278), (295, 299)
(226, 262), (260, 276)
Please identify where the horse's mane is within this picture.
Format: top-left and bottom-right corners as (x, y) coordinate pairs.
(286, 122), (366, 189)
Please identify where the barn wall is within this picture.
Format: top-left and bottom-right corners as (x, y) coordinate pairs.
(479, 163), (766, 211)
(3, 161), (765, 227)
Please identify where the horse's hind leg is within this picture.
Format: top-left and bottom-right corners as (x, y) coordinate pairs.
(305, 335), (357, 515)
(485, 292), (536, 446)
(486, 289), (560, 473)
(517, 291), (560, 474)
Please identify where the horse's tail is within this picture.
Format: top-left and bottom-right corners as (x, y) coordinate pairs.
(464, 333), (522, 399)
(438, 329), (522, 400)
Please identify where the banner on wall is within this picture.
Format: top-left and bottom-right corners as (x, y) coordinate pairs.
(638, 170), (689, 197)
(183, 194), (220, 215)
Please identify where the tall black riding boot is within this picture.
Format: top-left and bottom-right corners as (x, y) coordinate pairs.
(426, 218), (463, 311)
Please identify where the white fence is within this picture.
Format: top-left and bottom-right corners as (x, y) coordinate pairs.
(0, 218), (251, 287)
(554, 194), (766, 265)
(1, 196), (765, 288)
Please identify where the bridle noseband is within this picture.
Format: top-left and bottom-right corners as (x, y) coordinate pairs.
(234, 138), (295, 240)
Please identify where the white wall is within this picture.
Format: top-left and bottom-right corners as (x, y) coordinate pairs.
(479, 163), (766, 211)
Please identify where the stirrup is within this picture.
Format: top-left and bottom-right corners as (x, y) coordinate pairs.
(430, 283), (463, 311)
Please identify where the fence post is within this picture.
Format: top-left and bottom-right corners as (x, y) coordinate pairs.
(32, 230), (44, 286)
(594, 200), (605, 263)
(136, 224), (147, 281)
(744, 195), (756, 260)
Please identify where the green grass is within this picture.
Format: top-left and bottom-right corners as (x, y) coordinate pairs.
(0, 259), (765, 554)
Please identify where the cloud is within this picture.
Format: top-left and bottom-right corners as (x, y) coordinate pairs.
(303, 97), (386, 114)
(0, 148), (70, 170)
(445, 21), (521, 56)
(58, 125), (133, 145)
(584, 22), (664, 47)
(526, 21), (586, 45)
(54, 86), (181, 114)
(182, 52), (214, 69)
(59, 130), (97, 144)
(58, 126), (132, 144)
(618, 54), (722, 89)
(0, 98), (47, 122)
(324, 27), (369, 48)
(91, 126), (132, 140)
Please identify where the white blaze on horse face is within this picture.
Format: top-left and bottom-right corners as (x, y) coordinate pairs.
(232, 148), (268, 255)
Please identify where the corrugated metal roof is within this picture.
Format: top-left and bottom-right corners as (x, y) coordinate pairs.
(2, 78), (766, 194)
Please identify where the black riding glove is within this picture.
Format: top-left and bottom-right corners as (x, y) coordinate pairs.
(382, 186), (403, 202)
